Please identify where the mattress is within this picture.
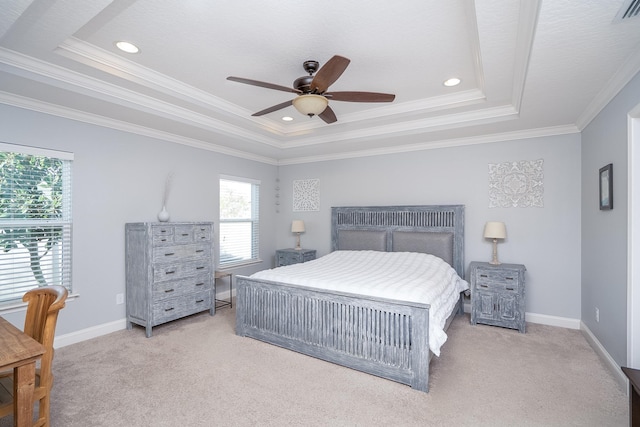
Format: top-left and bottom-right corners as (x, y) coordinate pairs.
(251, 250), (469, 356)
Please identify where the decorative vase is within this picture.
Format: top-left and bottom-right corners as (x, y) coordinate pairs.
(157, 205), (170, 222)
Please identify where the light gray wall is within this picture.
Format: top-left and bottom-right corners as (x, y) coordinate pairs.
(0, 104), (278, 335)
(278, 133), (582, 319)
(581, 71), (640, 366)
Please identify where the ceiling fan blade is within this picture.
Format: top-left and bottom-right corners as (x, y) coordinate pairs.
(325, 91), (395, 102)
(310, 55), (351, 93)
(251, 99), (293, 116)
(227, 77), (301, 94)
(318, 106), (337, 124)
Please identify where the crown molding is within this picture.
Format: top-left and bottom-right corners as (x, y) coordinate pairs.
(2, 47), (288, 147)
(576, 46), (640, 130)
(2, 88), (579, 166)
(278, 124), (579, 165)
(0, 91), (279, 165)
(282, 104), (518, 148)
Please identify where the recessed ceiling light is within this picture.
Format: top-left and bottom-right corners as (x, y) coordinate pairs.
(443, 78), (461, 87)
(115, 41), (140, 54)
(282, 116), (294, 121)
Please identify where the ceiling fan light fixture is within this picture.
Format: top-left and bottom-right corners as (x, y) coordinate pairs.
(292, 94), (328, 117)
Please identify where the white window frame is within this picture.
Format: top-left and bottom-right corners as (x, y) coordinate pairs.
(0, 142), (73, 308)
(219, 174), (260, 268)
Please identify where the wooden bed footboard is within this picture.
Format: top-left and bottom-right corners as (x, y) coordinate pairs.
(235, 275), (433, 392)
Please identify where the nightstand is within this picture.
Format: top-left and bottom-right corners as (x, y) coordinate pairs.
(469, 261), (526, 333)
(276, 248), (316, 267)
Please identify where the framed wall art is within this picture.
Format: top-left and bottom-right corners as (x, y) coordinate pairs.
(599, 163), (613, 210)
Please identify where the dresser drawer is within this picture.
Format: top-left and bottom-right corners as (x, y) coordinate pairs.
(153, 259), (211, 282)
(152, 225), (174, 244)
(153, 291), (212, 323)
(152, 274), (212, 302)
(151, 224), (213, 245)
(152, 242), (211, 263)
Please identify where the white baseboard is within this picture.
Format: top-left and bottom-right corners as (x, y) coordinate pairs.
(580, 321), (628, 393)
(525, 312), (581, 329)
(54, 291), (235, 349)
(54, 319), (127, 349)
(463, 303), (580, 329)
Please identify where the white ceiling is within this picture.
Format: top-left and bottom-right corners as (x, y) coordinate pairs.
(1, 0), (640, 164)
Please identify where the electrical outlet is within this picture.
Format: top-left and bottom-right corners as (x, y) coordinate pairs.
(116, 293), (124, 305)
(595, 307), (600, 322)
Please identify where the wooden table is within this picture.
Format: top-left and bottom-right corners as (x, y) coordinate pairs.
(623, 366), (640, 427)
(0, 317), (45, 427)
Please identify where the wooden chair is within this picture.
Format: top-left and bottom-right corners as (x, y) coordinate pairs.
(0, 286), (68, 427)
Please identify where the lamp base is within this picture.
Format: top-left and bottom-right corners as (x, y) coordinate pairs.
(489, 239), (501, 265)
(295, 233), (301, 250)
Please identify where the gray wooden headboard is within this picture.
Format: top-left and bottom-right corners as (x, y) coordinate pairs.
(331, 205), (465, 278)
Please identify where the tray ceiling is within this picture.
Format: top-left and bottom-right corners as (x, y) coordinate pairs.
(1, 0), (640, 164)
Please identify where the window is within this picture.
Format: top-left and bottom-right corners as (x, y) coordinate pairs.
(0, 143), (73, 305)
(219, 175), (260, 268)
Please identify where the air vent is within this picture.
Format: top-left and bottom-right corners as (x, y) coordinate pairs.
(615, 0), (640, 21)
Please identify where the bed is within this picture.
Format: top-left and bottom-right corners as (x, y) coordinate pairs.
(235, 205), (466, 392)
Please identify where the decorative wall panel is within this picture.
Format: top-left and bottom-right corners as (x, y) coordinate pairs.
(489, 159), (544, 208)
(293, 179), (320, 211)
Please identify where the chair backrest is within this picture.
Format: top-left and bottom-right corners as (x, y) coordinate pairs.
(22, 286), (68, 384)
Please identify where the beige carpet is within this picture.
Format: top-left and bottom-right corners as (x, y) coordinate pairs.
(1, 307), (628, 426)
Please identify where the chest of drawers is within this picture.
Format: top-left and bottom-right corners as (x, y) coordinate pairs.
(469, 261), (526, 333)
(276, 248), (316, 267)
(125, 222), (215, 337)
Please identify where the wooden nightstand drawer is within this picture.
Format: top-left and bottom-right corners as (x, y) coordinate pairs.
(475, 269), (520, 292)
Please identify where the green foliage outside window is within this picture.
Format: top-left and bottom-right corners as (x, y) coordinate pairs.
(0, 152), (64, 287)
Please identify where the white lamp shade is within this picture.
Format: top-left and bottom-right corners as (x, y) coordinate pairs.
(292, 94), (328, 116)
(483, 221), (506, 239)
(291, 220), (305, 233)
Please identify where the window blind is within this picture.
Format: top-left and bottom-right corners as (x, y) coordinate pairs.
(0, 145), (73, 305)
(219, 175), (260, 268)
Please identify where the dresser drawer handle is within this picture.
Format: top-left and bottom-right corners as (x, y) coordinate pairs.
(165, 270), (176, 275)
(506, 277), (514, 280)
(160, 229), (168, 234)
(480, 284), (488, 288)
(160, 238), (168, 242)
(164, 252), (175, 257)
(196, 299), (204, 303)
(164, 289), (175, 293)
(165, 307), (174, 312)
(195, 282), (204, 286)
(196, 266), (205, 270)
(506, 287), (514, 291)
(480, 274), (488, 278)
(181, 233), (189, 237)
(195, 249), (204, 253)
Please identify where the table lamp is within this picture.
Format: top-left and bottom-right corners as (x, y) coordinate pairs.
(291, 220), (305, 250)
(483, 221), (506, 265)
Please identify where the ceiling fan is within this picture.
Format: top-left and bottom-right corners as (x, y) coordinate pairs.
(227, 55), (395, 124)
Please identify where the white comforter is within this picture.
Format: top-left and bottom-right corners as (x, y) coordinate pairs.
(251, 250), (469, 356)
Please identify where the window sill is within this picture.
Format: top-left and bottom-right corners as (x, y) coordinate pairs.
(0, 292), (79, 315)
(218, 258), (263, 271)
